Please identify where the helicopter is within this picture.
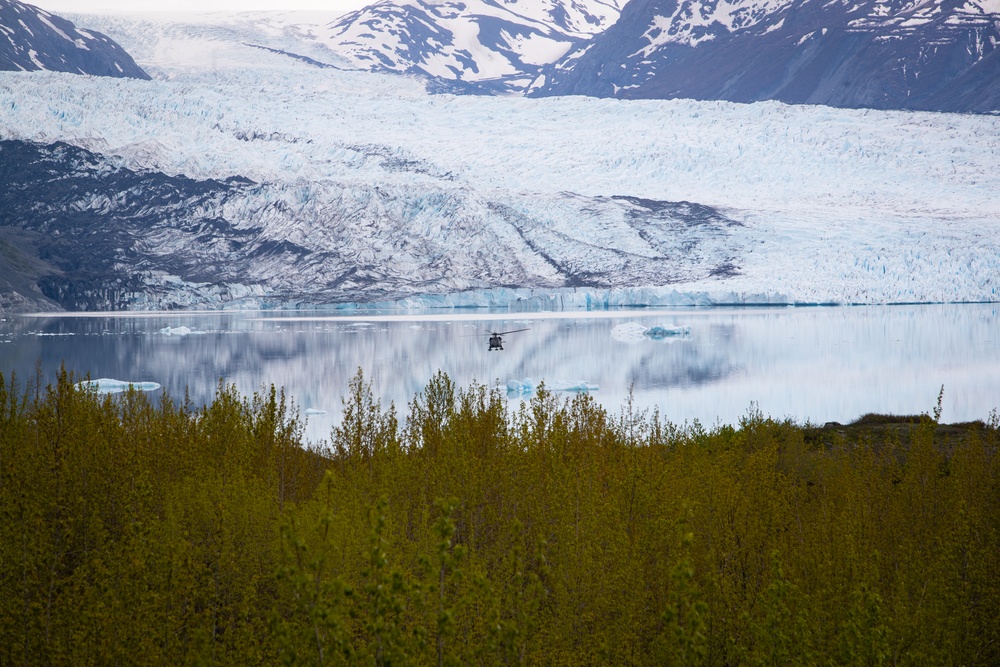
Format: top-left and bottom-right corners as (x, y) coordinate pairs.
(469, 328), (530, 351)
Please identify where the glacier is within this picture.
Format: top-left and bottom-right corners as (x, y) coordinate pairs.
(0, 11), (998, 309)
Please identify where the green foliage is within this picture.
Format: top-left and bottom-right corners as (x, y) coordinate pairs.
(656, 513), (709, 667)
(1, 368), (998, 665)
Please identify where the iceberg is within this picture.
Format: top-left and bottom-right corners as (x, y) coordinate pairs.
(506, 377), (599, 395)
(76, 378), (162, 394)
(551, 380), (600, 393)
(506, 377), (537, 395)
(159, 326), (206, 335)
(644, 325), (691, 340)
(611, 322), (691, 343)
(611, 322), (649, 343)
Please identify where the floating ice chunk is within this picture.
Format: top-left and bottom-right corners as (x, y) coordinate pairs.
(506, 377), (598, 395)
(76, 378), (162, 394)
(612, 322), (692, 343)
(304, 408), (328, 416)
(611, 322), (649, 343)
(644, 325), (691, 340)
(506, 377), (537, 395)
(550, 380), (600, 393)
(159, 325), (206, 336)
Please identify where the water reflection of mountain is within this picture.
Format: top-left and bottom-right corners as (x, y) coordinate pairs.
(2, 306), (999, 438)
(0, 314), (736, 422)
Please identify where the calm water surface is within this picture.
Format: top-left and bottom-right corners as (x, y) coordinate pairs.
(1, 304), (997, 442)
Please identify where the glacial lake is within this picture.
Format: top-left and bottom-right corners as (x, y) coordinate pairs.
(1, 304), (998, 442)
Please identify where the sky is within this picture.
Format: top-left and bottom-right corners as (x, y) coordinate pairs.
(27, 0), (368, 12)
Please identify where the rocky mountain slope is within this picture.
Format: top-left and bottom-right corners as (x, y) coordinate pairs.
(311, 0), (1000, 111)
(319, 0), (627, 92)
(529, 0), (1000, 111)
(0, 0), (148, 79)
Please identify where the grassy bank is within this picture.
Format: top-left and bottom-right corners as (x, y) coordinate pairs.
(1, 370), (998, 665)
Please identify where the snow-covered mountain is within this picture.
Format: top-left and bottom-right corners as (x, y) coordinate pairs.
(223, 0), (1000, 111)
(319, 0), (627, 92)
(0, 0), (148, 79)
(529, 0), (1000, 112)
(0, 12), (998, 312)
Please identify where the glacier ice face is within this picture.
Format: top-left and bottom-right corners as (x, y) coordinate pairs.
(0, 137), (749, 310)
(0, 11), (998, 309)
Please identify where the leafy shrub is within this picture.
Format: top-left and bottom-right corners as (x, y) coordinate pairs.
(1, 369), (997, 665)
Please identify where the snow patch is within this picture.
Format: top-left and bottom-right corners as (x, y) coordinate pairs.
(36, 13), (74, 43)
(762, 18), (785, 34)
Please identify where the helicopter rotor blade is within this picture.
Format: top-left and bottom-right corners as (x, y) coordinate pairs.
(462, 327), (531, 338)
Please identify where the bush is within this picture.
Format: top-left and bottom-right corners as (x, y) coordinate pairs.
(1, 369), (997, 665)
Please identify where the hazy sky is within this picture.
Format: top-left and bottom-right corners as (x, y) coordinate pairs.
(27, 0), (367, 12)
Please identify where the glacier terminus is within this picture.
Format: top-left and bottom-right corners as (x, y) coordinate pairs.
(0, 7), (998, 312)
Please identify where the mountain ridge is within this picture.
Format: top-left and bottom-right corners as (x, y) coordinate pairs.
(318, 0), (627, 92)
(0, 0), (149, 79)
(530, 0), (1000, 111)
(314, 0), (1000, 111)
